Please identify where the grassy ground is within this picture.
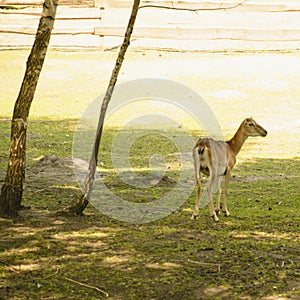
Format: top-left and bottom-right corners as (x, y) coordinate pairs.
(0, 49), (299, 299)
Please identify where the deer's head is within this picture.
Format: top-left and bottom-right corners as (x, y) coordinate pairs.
(243, 118), (268, 137)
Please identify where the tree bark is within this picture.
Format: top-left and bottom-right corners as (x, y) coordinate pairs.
(0, 0), (58, 217)
(69, 0), (141, 215)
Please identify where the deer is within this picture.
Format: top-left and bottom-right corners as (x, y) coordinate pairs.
(191, 117), (267, 222)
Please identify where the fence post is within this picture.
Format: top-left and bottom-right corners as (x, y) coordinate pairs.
(99, 6), (105, 50)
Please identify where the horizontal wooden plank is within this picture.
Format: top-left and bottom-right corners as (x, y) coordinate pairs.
(103, 0), (300, 12)
(0, 0), (95, 7)
(0, 7), (104, 18)
(2, 24), (300, 42)
(94, 25), (300, 41)
(58, 0), (95, 7)
(0, 25), (94, 34)
(0, 0), (43, 5)
(0, 12), (102, 20)
(1, 0), (300, 11)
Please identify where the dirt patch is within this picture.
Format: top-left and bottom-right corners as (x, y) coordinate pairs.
(30, 154), (75, 176)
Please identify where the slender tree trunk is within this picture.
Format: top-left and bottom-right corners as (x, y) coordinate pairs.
(69, 0), (141, 215)
(0, 0), (58, 217)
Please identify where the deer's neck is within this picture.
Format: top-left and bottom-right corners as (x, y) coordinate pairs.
(227, 125), (248, 156)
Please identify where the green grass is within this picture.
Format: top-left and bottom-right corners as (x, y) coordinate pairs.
(0, 50), (299, 299)
(0, 119), (299, 299)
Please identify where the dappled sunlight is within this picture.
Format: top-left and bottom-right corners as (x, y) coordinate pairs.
(52, 219), (65, 225)
(4, 225), (56, 238)
(202, 286), (230, 298)
(51, 184), (80, 191)
(2, 247), (40, 256)
(59, 253), (92, 261)
(53, 231), (110, 240)
(10, 263), (41, 272)
(146, 261), (182, 270)
(102, 255), (132, 266)
(63, 239), (108, 251)
(6, 226), (38, 237)
(230, 231), (299, 242)
(52, 226), (122, 241)
(51, 227), (122, 253)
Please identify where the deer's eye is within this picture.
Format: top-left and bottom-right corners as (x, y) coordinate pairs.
(249, 123), (255, 127)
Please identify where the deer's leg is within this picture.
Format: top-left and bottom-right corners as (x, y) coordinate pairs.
(223, 170), (231, 216)
(206, 174), (219, 222)
(215, 187), (222, 215)
(191, 177), (201, 220)
(215, 177), (222, 215)
(192, 148), (201, 220)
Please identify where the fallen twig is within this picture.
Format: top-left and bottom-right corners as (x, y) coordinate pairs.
(65, 277), (109, 297)
(42, 268), (59, 280)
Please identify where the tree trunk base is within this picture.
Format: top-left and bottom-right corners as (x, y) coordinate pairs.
(0, 184), (22, 217)
(68, 194), (89, 216)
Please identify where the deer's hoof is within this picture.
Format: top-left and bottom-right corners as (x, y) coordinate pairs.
(223, 210), (230, 217)
(191, 214), (198, 220)
(215, 209), (220, 216)
(211, 214), (219, 222)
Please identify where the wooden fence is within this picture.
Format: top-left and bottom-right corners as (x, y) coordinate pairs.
(0, 0), (95, 7)
(1, 0), (300, 51)
(102, 0), (300, 12)
(95, 26), (300, 42)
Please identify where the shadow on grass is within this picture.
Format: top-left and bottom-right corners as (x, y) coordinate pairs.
(0, 155), (299, 299)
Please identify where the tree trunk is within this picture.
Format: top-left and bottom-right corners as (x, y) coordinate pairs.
(69, 0), (141, 215)
(0, 0), (58, 217)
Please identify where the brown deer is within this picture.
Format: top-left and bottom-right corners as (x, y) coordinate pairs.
(191, 118), (267, 222)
